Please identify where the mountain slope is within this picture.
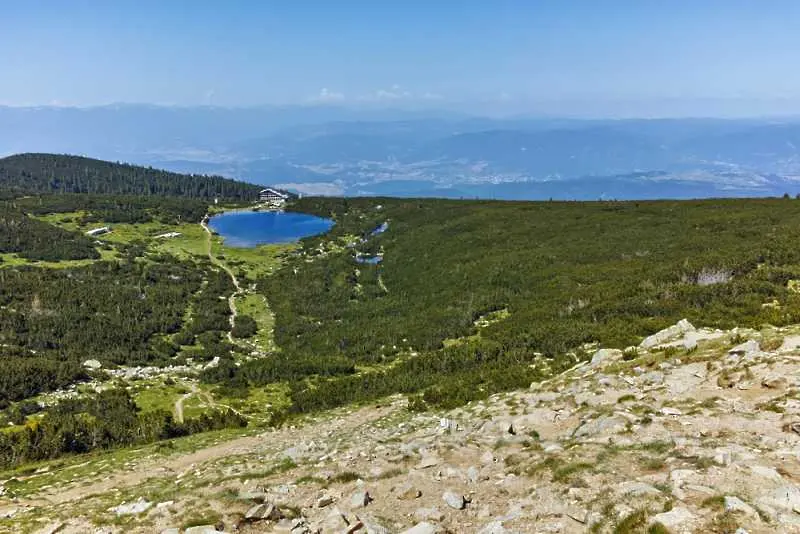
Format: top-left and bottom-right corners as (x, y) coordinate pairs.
(0, 153), (261, 200)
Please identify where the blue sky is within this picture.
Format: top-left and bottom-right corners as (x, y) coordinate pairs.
(3, 1), (800, 114)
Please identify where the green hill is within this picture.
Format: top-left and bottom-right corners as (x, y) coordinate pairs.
(0, 153), (261, 200)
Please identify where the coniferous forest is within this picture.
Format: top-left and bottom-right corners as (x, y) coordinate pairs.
(7, 154), (800, 468)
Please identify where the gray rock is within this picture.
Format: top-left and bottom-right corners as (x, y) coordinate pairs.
(758, 485), (800, 511)
(238, 490), (267, 502)
(160, 529), (180, 534)
(591, 348), (623, 367)
(316, 494), (335, 508)
(729, 339), (760, 357)
(350, 489), (372, 508)
(184, 527), (226, 534)
(724, 496), (759, 518)
(443, 491), (466, 510)
(416, 456), (440, 469)
(401, 523), (440, 534)
(651, 507), (696, 529)
(245, 502), (282, 521)
(83, 359), (102, 369)
(362, 515), (391, 534)
(467, 466), (480, 483)
(617, 481), (662, 496)
(478, 521), (508, 534)
(640, 319), (695, 349)
(110, 497), (152, 516)
(439, 418), (460, 432)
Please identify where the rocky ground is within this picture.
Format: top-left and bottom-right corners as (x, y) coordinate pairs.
(6, 320), (800, 533)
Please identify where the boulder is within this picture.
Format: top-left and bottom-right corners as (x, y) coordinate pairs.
(729, 339), (760, 357)
(758, 485), (800, 511)
(762, 375), (789, 389)
(640, 319), (695, 349)
(590, 349), (623, 367)
(245, 502), (283, 521)
(443, 491), (466, 510)
(651, 507), (696, 529)
(83, 359), (102, 370)
(316, 494), (335, 508)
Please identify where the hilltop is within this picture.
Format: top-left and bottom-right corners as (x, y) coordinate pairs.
(0, 153), (261, 200)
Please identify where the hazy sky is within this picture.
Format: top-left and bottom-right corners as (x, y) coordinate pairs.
(4, 1), (800, 114)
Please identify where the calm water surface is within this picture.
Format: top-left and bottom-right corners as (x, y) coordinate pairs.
(209, 211), (334, 247)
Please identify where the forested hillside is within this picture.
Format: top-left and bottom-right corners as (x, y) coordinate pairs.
(203, 196), (800, 412)
(0, 153), (261, 200)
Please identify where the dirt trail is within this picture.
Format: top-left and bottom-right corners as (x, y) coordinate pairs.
(201, 215), (242, 342)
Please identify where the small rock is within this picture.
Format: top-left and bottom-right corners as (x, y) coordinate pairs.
(83, 359), (102, 369)
(443, 491), (466, 510)
(245, 502), (283, 521)
(416, 456), (440, 469)
(467, 466), (480, 483)
(729, 339), (760, 357)
(351, 490), (372, 508)
(617, 481), (662, 496)
(316, 495), (335, 508)
(651, 507), (696, 529)
(591, 348), (623, 367)
(401, 522), (440, 534)
(160, 529), (180, 534)
(397, 483), (422, 500)
(661, 407), (682, 416)
(184, 526), (226, 534)
(478, 521), (508, 534)
(762, 375), (788, 389)
(110, 497), (152, 516)
(414, 507), (444, 522)
(724, 496), (759, 519)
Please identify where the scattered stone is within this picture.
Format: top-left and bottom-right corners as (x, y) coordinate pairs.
(591, 348), (623, 367)
(640, 319), (695, 349)
(401, 522), (440, 534)
(762, 375), (788, 389)
(758, 485), (800, 511)
(316, 494), (335, 508)
(245, 502), (283, 521)
(443, 491), (466, 510)
(350, 489), (372, 508)
(478, 521), (508, 534)
(439, 418), (460, 432)
(467, 465), (480, 483)
(397, 483), (422, 500)
(416, 456), (440, 469)
(729, 339), (760, 357)
(617, 481), (662, 496)
(184, 526), (226, 534)
(110, 497), (152, 516)
(651, 507), (696, 529)
(724, 496), (759, 518)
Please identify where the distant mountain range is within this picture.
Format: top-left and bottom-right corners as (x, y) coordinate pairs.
(3, 104), (800, 199)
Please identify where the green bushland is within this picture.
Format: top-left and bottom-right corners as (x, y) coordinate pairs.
(0, 208), (100, 261)
(0, 153), (261, 200)
(204, 196), (800, 413)
(0, 389), (246, 470)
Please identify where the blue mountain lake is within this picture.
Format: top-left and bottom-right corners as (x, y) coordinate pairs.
(209, 210), (334, 247)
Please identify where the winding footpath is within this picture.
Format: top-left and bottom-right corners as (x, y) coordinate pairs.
(201, 215), (242, 343)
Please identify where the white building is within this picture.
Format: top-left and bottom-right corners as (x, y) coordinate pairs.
(86, 226), (110, 237)
(259, 187), (289, 205)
